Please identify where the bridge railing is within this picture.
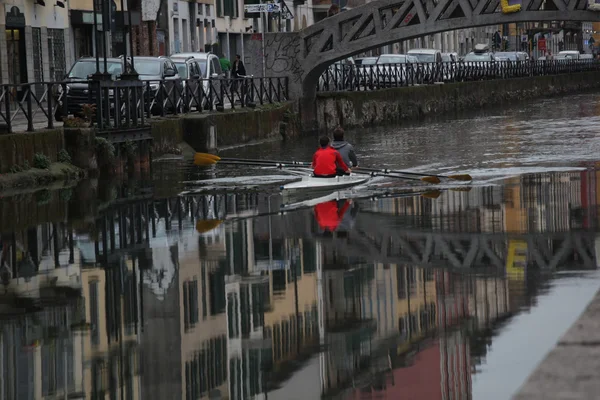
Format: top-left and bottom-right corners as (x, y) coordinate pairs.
(318, 59), (600, 92)
(0, 76), (289, 134)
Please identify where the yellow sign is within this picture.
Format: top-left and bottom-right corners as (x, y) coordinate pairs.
(506, 239), (526, 279)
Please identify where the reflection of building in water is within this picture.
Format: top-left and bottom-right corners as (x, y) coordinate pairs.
(371, 187), (505, 233)
(81, 259), (142, 400)
(0, 223), (81, 298)
(327, 263), (511, 400)
(0, 223), (86, 399)
(320, 263), (438, 398)
(0, 302), (85, 399)
(223, 216), (320, 400)
(503, 173), (582, 233)
(180, 226), (229, 400)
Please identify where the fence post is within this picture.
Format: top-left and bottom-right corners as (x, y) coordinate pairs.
(47, 83), (54, 129)
(26, 84), (34, 132)
(4, 86), (12, 133)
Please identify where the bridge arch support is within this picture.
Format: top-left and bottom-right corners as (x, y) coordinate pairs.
(252, 0), (600, 131)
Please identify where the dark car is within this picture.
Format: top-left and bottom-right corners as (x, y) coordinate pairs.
(55, 57), (127, 121)
(134, 56), (183, 114)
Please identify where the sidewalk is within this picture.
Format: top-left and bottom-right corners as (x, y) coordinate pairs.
(513, 288), (600, 399)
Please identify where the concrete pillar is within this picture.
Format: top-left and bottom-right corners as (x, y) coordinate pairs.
(25, 26), (34, 84)
(41, 27), (50, 84)
(0, 24), (8, 84)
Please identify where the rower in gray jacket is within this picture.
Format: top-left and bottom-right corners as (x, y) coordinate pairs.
(331, 127), (358, 174)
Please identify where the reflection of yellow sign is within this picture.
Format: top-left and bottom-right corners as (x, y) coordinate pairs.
(501, 0), (521, 14)
(506, 240), (526, 279)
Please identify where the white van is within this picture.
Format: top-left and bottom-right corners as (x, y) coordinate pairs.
(407, 48), (443, 63)
(171, 52), (226, 108)
(407, 48), (443, 82)
(556, 50), (581, 60)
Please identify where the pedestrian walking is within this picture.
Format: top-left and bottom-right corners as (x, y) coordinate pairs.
(231, 55), (247, 101)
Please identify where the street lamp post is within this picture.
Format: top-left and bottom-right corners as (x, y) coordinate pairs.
(120, 0), (139, 79)
(91, 0), (112, 80)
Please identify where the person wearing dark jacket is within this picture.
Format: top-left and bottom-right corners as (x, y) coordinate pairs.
(330, 127), (358, 175)
(232, 54), (247, 78)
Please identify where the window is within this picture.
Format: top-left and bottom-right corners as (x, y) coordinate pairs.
(89, 281), (100, 346)
(396, 267), (407, 299)
(223, 0), (238, 17)
(183, 280), (199, 331)
(211, 57), (223, 75)
(135, 59), (162, 76)
(206, 4), (211, 15)
(198, 4), (203, 14)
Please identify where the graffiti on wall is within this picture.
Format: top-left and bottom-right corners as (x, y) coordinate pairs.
(264, 33), (303, 83)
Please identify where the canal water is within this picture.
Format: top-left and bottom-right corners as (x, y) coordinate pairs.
(2, 92), (600, 400)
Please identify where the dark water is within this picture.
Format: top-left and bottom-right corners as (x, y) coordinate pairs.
(2, 93), (600, 400)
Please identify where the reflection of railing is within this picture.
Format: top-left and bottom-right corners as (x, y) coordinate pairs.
(0, 76), (289, 134)
(318, 59), (600, 92)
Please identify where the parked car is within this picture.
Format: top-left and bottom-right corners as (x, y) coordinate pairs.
(494, 51), (529, 77)
(407, 49), (443, 83)
(171, 52), (226, 107)
(375, 54), (419, 86)
(170, 55), (204, 111)
(460, 44), (497, 80)
(319, 57), (355, 91)
(134, 56), (183, 114)
(441, 52), (459, 81)
(556, 50), (580, 60)
(355, 57), (378, 87)
(55, 57), (129, 121)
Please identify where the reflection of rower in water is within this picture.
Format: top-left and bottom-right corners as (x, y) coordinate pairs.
(312, 136), (351, 178)
(314, 199), (359, 236)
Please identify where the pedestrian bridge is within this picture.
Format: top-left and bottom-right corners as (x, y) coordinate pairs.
(259, 0), (600, 97)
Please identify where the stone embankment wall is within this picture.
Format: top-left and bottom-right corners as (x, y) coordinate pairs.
(0, 102), (297, 192)
(316, 71), (600, 131)
(151, 102), (299, 153)
(0, 129), (64, 174)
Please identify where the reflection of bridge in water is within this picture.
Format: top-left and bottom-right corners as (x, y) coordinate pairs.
(123, 183), (599, 272)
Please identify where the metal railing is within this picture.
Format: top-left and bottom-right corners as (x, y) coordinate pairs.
(318, 59), (600, 92)
(0, 76), (289, 134)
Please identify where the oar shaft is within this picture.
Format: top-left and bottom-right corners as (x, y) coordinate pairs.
(218, 160), (310, 169)
(220, 157), (311, 166)
(357, 166), (439, 177)
(357, 166), (471, 181)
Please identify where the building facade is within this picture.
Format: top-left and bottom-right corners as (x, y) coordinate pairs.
(1, 1), (72, 85)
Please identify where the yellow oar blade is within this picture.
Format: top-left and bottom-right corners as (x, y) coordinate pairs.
(196, 219), (223, 233)
(196, 152), (221, 161)
(421, 190), (442, 199)
(420, 176), (441, 184)
(194, 154), (218, 166)
(447, 174), (472, 181)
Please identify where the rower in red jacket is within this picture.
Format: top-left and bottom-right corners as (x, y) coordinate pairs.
(311, 136), (351, 178)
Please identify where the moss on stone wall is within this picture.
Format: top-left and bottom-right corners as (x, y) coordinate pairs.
(150, 117), (184, 155)
(0, 129), (64, 174)
(0, 163), (85, 193)
(0, 187), (72, 233)
(316, 71), (600, 131)
(183, 102), (298, 151)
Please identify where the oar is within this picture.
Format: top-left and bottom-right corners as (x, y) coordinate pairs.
(356, 166), (472, 182)
(194, 153), (310, 167)
(195, 154), (441, 184)
(363, 171), (441, 184)
(209, 160), (311, 170)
